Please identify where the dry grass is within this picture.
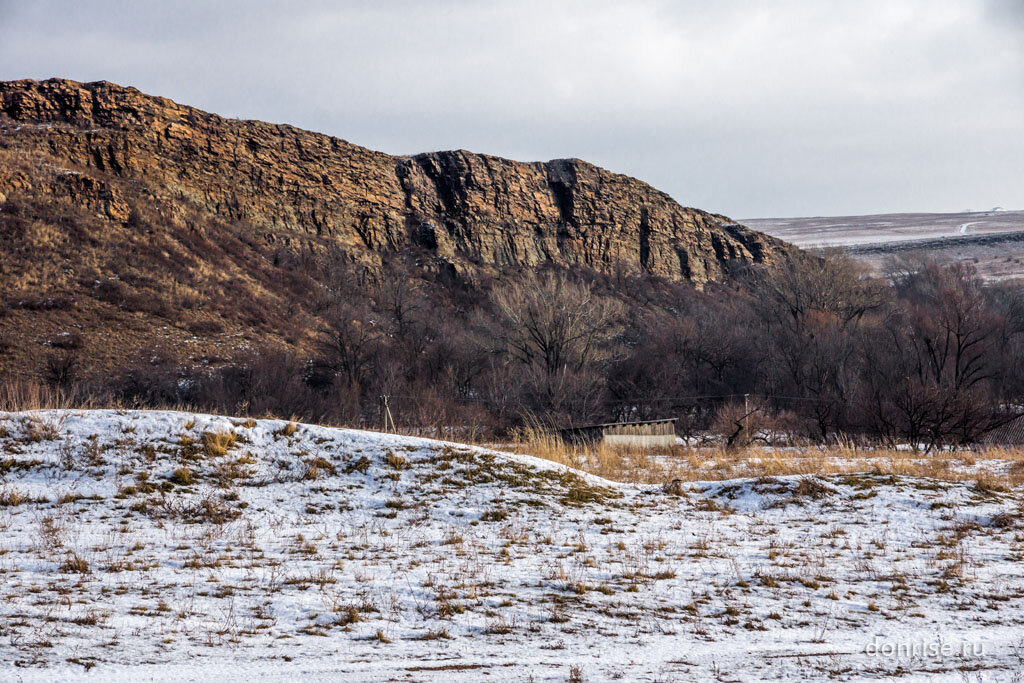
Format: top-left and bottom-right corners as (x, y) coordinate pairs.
(508, 428), (1024, 489)
(0, 379), (198, 414)
(0, 487), (32, 507)
(506, 428), (660, 482)
(200, 430), (239, 458)
(60, 552), (91, 574)
(275, 422), (299, 438)
(0, 380), (78, 412)
(170, 467), (194, 486)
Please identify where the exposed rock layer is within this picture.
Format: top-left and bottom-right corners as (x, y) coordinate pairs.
(0, 78), (786, 285)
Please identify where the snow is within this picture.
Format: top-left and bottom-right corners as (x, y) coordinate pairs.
(1, 410), (1023, 681)
(745, 210), (1024, 249)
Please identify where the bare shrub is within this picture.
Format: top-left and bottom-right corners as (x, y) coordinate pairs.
(44, 351), (78, 387)
(133, 493), (241, 525)
(38, 515), (66, 549)
(20, 415), (64, 442)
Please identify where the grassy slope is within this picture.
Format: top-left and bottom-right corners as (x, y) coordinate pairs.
(0, 140), (351, 380)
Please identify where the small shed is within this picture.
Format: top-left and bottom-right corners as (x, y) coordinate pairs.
(980, 415), (1024, 445)
(560, 417), (678, 448)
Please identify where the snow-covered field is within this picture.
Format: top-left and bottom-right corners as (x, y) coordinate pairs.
(745, 210), (1024, 280)
(745, 210), (1024, 249)
(2, 410), (1023, 681)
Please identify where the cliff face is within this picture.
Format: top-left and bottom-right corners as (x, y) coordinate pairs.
(0, 78), (785, 285)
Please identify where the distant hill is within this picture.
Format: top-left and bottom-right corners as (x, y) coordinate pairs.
(745, 209), (1024, 248)
(746, 209), (1024, 280)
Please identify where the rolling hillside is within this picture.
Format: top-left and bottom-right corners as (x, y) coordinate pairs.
(0, 410), (1022, 680)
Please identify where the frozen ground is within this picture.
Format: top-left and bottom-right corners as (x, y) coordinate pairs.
(745, 210), (1024, 249)
(745, 210), (1024, 281)
(2, 410), (1024, 681)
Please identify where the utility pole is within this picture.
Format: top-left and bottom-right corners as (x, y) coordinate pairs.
(382, 395), (396, 433)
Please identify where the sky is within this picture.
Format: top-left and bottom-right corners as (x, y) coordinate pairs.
(0, 0), (1021, 219)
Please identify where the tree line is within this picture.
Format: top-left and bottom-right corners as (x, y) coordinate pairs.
(42, 250), (1024, 449)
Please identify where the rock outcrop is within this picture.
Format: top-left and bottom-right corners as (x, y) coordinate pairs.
(0, 78), (786, 285)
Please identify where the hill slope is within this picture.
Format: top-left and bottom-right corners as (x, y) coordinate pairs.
(747, 209), (1024, 281)
(1, 410), (1022, 680)
(0, 78), (787, 379)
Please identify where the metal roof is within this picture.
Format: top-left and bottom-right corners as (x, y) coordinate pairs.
(561, 417), (678, 431)
(981, 415), (1024, 445)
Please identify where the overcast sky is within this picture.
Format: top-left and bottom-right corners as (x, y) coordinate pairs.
(1, 0), (1021, 218)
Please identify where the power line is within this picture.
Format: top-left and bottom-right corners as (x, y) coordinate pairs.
(380, 391), (836, 405)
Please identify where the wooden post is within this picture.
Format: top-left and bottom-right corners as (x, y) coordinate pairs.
(382, 394), (396, 433)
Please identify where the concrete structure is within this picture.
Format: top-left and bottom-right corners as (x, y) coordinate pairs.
(560, 418), (678, 448)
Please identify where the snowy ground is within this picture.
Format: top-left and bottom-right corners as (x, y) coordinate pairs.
(2, 410), (1024, 681)
(745, 210), (1024, 281)
(745, 210), (1024, 249)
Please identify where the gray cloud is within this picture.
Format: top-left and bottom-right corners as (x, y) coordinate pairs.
(0, 0), (1021, 218)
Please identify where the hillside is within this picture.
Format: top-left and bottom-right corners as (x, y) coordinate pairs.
(0, 78), (787, 380)
(1, 410), (1023, 680)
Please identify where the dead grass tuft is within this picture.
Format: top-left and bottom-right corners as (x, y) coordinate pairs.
(61, 552), (90, 574)
(201, 430), (239, 458)
(793, 477), (833, 500)
(275, 422), (299, 438)
(302, 456), (336, 480)
(0, 486), (36, 506)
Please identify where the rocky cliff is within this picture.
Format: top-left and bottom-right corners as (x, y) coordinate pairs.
(0, 78), (785, 285)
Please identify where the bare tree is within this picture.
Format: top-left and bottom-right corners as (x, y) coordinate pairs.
(861, 262), (1010, 449)
(486, 271), (621, 375)
(323, 302), (381, 388)
(372, 264), (426, 337)
(748, 251), (885, 438)
(44, 351), (78, 387)
(753, 249), (888, 330)
(481, 271), (622, 424)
